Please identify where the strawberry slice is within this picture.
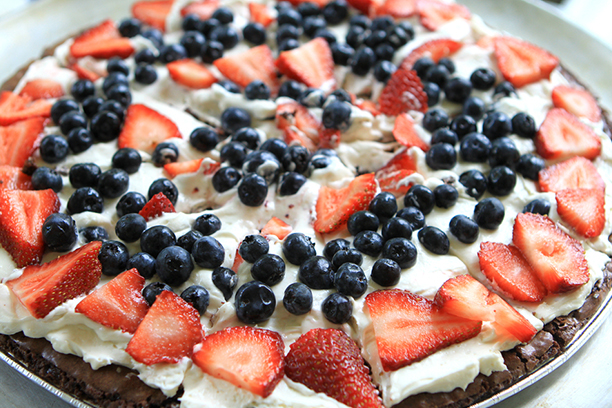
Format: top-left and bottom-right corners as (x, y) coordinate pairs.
(0, 189), (60, 267)
(318, 127), (341, 150)
(286, 0), (330, 7)
(538, 156), (604, 193)
(167, 59), (217, 89)
(347, 0), (382, 14)
(69, 62), (102, 82)
(378, 69), (428, 116)
(434, 275), (537, 343)
(285, 328), (383, 408)
(399, 39), (462, 71)
(231, 247), (244, 273)
(366, 289), (482, 371)
(132, 0), (173, 32)
(139, 192), (176, 221)
(417, 0), (471, 31)
(0, 165), (32, 190)
(375, 148), (417, 197)
(0, 117), (45, 167)
(6, 241), (102, 318)
(357, 100), (381, 116)
(314, 173), (377, 234)
(164, 158), (204, 178)
(275, 38), (335, 89)
(478, 242), (547, 303)
(552, 85), (601, 123)
(181, 0), (220, 20)
(248, 2), (275, 27)
(513, 212), (589, 294)
(493, 36), (559, 88)
(193, 326), (285, 398)
(0, 91), (51, 126)
(117, 104), (181, 153)
(535, 108), (601, 161)
(276, 101), (320, 151)
(261, 217), (292, 240)
(556, 188), (605, 238)
(75, 268), (149, 334)
(19, 79), (64, 100)
(393, 113), (429, 151)
(373, 0), (417, 18)
(70, 20), (134, 59)
(214, 44), (279, 91)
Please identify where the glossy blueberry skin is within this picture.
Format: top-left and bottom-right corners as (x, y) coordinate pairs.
(102, 72), (128, 95)
(140, 225), (177, 258)
(251, 254), (286, 286)
(209, 25), (239, 49)
(331, 248), (363, 270)
(112, 148), (142, 174)
(404, 184), (435, 215)
(67, 128), (93, 153)
(449, 215), (480, 244)
(303, 16), (327, 38)
(418, 226), (450, 255)
(450, 114), (477, 139)
(245, 80), (271, 100)
(70, 79), (95, 102)
(413, 57), (435, 79)
(423, 82), (441, 107)
(59, 111), (87, 136)
(67, 187), (103, 214)
(134, 48), (156, 64)
(200, 40), (224, 63)
(134, 63), (158, 85)
(239, 234), (269, 263)
(422, 108), (449, 132)
(212, 167), (242, 193)
(220, 142), (248, 168)
(142, 282), (173, 306)
(119, 18), (141, 37)
(523, 199), (552, 216)
(152, 142), (179, 167)
(512, 112), (537, 139)
(353, 230), (384, 257)
(382, 237), (417, 268)
(424, 64), (450, 88)
(158, 44), (187, 63)
(127, 252), (156, 279)
(51, 99), (79, 124)
(221, 107), (252, 134)
(281, 145), (310, 174)
(462, 96), (486, 121)
(97, 168), (130, 199)
(488, 137), (520, 169)
(180, 31), (206, 57)
(350, 46), (376, 76)
(217, 80), (240, 93)
(298, 256), (334, 289)
(433, 184), (459, 208)
(322, 0), (348, 24)
(460, 132), (492, 163)
(395, 207), (425, 231)
(283, 282), (313, 315)
(180, 285), (210, 314)
(235, 281), (276, 324)
(322, 101), (352, 130)
(347, 211), (380, 236)
(431, 128), (458, 145)
(105, 84), (132, 107)
(80, 226), (109, 243)
(192, 236), (225, 269)
(444, 77), (472, 104)
(331, 42), (354, 66)
(156, 246), (194, 286)
(82, 96), (104, 118)
(243, 22), (267, 45)
(238, 173), (268, 207)
(322, 292), (352, 324)
(232, 127), (261, 150)
(488, 166), (517, 196)
(148, 178), (178, 205)
(278, 172), (307, 196)
(371, 258), (401, 287)
(470, 67), (496, 90)
(141, 28), (164, 48)
(32, 167), (63, 192)
(42, 213), (77, 252)
(459, 169), (488, 199)
(278, 81), (304, 100)
(482, 112), (513, 140)
(212, 267), (238, 301)
(494, 81), (517, 98)
(473, 198), (505, 230)
(278, 38), (299, 52)
(116, 191), (146, 217)
(334, 263), (367, 298)
(99, 240), (130, 276)
(323, 238), (351, 261)
(177, 230), (204, 253)
(91, 111), (122, 142)
(369, 192), (397, 221)
(243, 151), (281, 184)
(115, 213), (147, 243)
(382, 217), (413, 241)
(193, 213), (222, 236)
(426, 143), (457, 170)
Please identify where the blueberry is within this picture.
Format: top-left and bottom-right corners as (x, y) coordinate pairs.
(437, 57), (455, 74)
(322, 292), (352, 324)
(323, 238), (351, 261)
(462, 96), (486, 121)
(239, 234), (269, 263)
(192, 236), (225, 269)
(473, 197), (505, 230)
(115, 213), (147, 243)
(322, 100), (352, 130)
(396, 206), (425, 231)
(148, 178), (178, 205)
(200, 18), (221, 36)
(201, 40), (224, 63)
(80, 226), (109, 243)
(212, 7), (233, 24)
(381, 217), (413, 241)
(423, 82), (441, 107)
(278, 80), (304, 100)
(107, 58), (129, 76)
(387, 25), (409, 48)
(346, 25), (365, 48)
(298, 88), (326, 108)
(152, 142), (179, 166)
(51, 99), (79, 124)
(142, 282), (173, 306)
(177, 230), (204, 253)
(91, 111), (122, 142)
(180, 31), (206, 58)
(493, 81), (517, 99)
(281, 145), (310, 173)
(251, 253), (285, 286)
(450, 114), (477, 139)
(127, 252), (156, 279)
(353, 230), (383, 257)
(212, 266), (238, 301)
(426, 143), (457, 170)
(431, 128), (458, 145)
(31, 167), (63, 192)
(425, 64), (450, 88)
(67, 128), (93, 153)
(422, 108), (449, 132)
(134, 63), (158, 85)
(59, 111), (87, 136)
(182, 14), (202, 32)
(373, 60), (396, 82)
(413, 57), (435, 79)
(140, 225), (177, 258)
(444, 77), (472, 104)
(298, 2), (321, 17)
(460, 132), (492, 163)
(278, 8), (302, 26)
(418, 226), (449, 255)
(334, 263), (367, 298)
(71, 79), (95, 102)
(221, 107), (251, 134)
(141, 28), (164, 48)
(488, 137), (520, 168)
(156, 246), (194, 286)
(220, 141), (248, 167)
(347, 211), (379, 236)
(82, 96), (104, 118)
(331, 248), (363, 270)
(134, 49), (156, 64)
(322, 0), (348, 24)
(119, 18), (141, 37)
(105, 84), (132, 107)
(404, 184), (435, 215)
(369, 192), (397, 221)
(516, 153), (545, 181)
(235, 280), (276, 324)
(212, 166), (241, 193)
(449, 214), (479, 244)
(245, 80), (271, 100)
(67, 187), (104, 214)
(283, 232), (316, 266)
(238, 173), (268, 207)
(191, 214), (220, 237)
(278, 172), (307, 196)
(112, 148), (142, 174)
(371, 258), (401, 287)
(470, 68), (496, 90)
(523, 198), (551, 216)
(243, 22), (267, 45)
(158, 44), (187, 63)
(97, 168), (129, 199)
(482, 112), (512, 140)
(349, 14), (371, 29)
(217, 79), (240, 93)
(102, 72), (128, 95)
(303, 16), (326, 37)
(99, 100), (125, 120)
(277, 24), (300, 43)
(364, 29), (387, 48)
(351, 46), (376, 76)
(488, 166), (516, 196)
(42, 213), (77, 252)
(283, 282), (313, 315)
(99, 240), (130, 276)
(434, 184), (458, 208)
(116, 191), (146, 217)
(180, 285), (209, 314)
(233, 127), (261, 150)
(382, 237), (417, 268)
(331, 42), (354, 66)
(512, 112), (537, 138)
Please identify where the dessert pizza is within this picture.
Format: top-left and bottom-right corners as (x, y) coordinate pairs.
(0, 0), (611, 407)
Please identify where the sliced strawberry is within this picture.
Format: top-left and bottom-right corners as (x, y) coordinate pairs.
(551, 85), (601, 123)
(276, 101), (320, 151)
(286, 0), (330, 7)
(0, 92), (51, 126)
(261, 217), (292, 240)
(347, 0), (382, 14)
(132, 0), (173, 32)
(535, 108), (601, 161)
(193, 326), (284, 398)
(214, 44), (279, 91)
(318, 127), (341, 150)
(556, 188), (605, 238)
(138, 192), (176, 221)
(0, 165), (32, 190)
(117, 104), (181, 153)
(69, 62), (102, 82)
(314, 173), (377, 234)
(538, 156), (604, 193)
(366, 289), (482, 371)
(167, 59), (217, 89)
(478, 242), (547, 303)
(19, 79), (64, 100)
(200, 159), (221, 175)
(493, 36), (559, 88)
(393, 113), (429, 151)
(357, 100), (381, 116)
(373, 0), (417, 18)
(434, 275), (537, 343)
(284, 127), (317, 151)
(181, 0), (220, 20)
(231, 247), (244, 273)
(378, 69), (428, 116)
(0, 117), (45, 167)
(375, 148), (417, 197)
(285, 328), (383, 408)
(417, 0), (471, 31)
(126, 290), (203, 365)
(0, 189), (60, 267)
(75, 268), (149, 334)
(6, 241), (102, 318)
(70, 20), (134, 59)
(248, 2), (275, 27)
(164, 158), (204, 178)
(276, 38), (335, 89)
(399, 39), (462, 71)
(476, 36), (496, 50)
(513, 212), (589, 294)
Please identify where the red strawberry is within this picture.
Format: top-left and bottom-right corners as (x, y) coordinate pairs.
(214, 44), (279, 91)
(373, 0), (417, 18)
(131, 0), (173, 32)
(347, 0), (382, 14)
(276, 101), (320, 151)
(318, 127), (341, 150)
(552, 85), (601, 123)
(556, 188), (605, 238)
(70, 20), (134, 59)
(513, 212), (589, 294)
(0, 91), (51, 126)
(6, 241), (102, 318)
(285, 328), (383, 408)
(19, 79), (64, 100)
(399, 39), (462, 71)
(193, 326), (285, 398)
(286, 0), (330, 7)
(181, 0), (220, 20)
(478, 242), (547, 303)
(0, 188), (60, 267)
(357, 100), (381, 116)
(126, 290), (203, 365)
(313, 173), (377, 234)
(0, 117), (45, 167)
(167, 59), (217, 89)
(0, 165), (32, 190)
(75, 268), (149, 334)
(366, 289), (482, 371)
(261, 217), (292, 240)
(201, 159), (221, 176)
(434, 275), (537, 343)
(535, 108), (601, 161)
(231, 247), (244, 273)
(139, 192), (176, 221)
(69, 62), (102, 82)
(417, 0), (471, 31)
(275, 38), (335, 89)
(164, 158), (204, 178)
(378, 69), (428, 116)
(117, 104), (181, 153)
(493, 36), (559, 88)
(248, 2), (275, 27)
(538, 156), (604, 193)
(393, 113), (429, 151)
(375, 148), (417, 197)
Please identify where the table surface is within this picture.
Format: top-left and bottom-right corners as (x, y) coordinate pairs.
(1, 0), (612, 407)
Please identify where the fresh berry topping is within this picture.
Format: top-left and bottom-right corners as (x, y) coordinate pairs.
(347, 210), (380, 236)
(164, 158), (204, 178)
(212, 266), (238, 301)
(538, 156), (604, 193)
(556, 187), (605, 238)
(131, 0), (173, 31)
(381, 237), (417, 268)
(156, 245), (195, 286)
(118, 104), (180, 153)
(70, 20), (134, 59)
(487, 166), (517, 196)
(19, 79), (64, 100)
(378, 68), (428, 115)
(418, 226), (449, 255)
(192, 236), (225, 269)
(214, 44), (279, 91)
(493, 36), (559, 88)
(0, 92), (50, 127)
(235, 280), (276, 323)
(238, 173), (268, 207)
(180, 285), (210, 315)
(511, 112), (537, 138)
(249, 2), (275, 27)
(404, 184), (435, 215)
(138, 192), (176, 221)
(460, 132), (491, 163)
(473, 197), (505, 230)
(449, 214), (479, 244)
(261, 217), (292, 240)
(283, 282), (313, 315)
(331, 248), (363, 270)
(0, 165), (32, 190)
(552, 85), (601, 122)
(334, 262), (367, 298)
(221, 107), (252, 134)
(31, 167), (62, 192)
(298, 255), (334, 289)
(399, 38), (462, 71)
(459, 169), (488, 199)
(167, 59), (217, 89)
(142, 281), (173, 306)
(276, 38), (335, 89)
(42, 213), (77, 252)
(67, 187), (104, 214)
(417, 0), (471, 31)
(252, 254), (286, 286)
(353, 230), (384, 257)
(392, 113), (429, 151)
(127, 252), (157, 279)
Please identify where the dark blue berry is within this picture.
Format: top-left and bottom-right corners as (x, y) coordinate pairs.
(364, 29), (386, 48)
(148, 178), (178, 205)
(31, 167), (63, 192)
(245, 80), (271, 100)
(396, 206), (425, 231)
(314, 29), (338, 45)
(134, 63), (158, 84)
(494, 81), (517, 98)
(375, 45), (394, 62)
(140, 225), (177, 258)
(516, 153), (545, 181)
(462, 96), (486, 121)
(281, 145), (310, 173)
(59, 111), (87, 136)
(212, 166), (241, 193)
(298, 2), (320, 17)
(116, 191), (146, 217)
(141, 28), (164, 48)
(239, 234), (269, 263)
(156, 246), (194, 286)
(67, 187), (103, 214)
(119, 18), (141, 37)
(322, 292), (352, 324)
(107, 58), (129, 76)
(134, 48), (156, 64)
(180, 285), (209, 314)
(369, 192), (397, 221)
(212, 266), (238, 300)
(523, 198), (551, 216)
(68, 163), (100, 189)
(97, 168), (129, 198)
(470, 68), (496, 90)
(278, 80), (304, 100)
(298, 88), (326, 108)
(423, 82), (441, 107)
(381, 217), (412, 241)
(105, 84), (131, 107)
(201, 40), (224, 63)
(189, 127), (219, 152)
(192, 214), (221, 237)
(51, 99), (79, 124)
(99, 100), (125, 120)
(112, 148), (142, 174)
(152, 142), (179, 167)
(42, 213), (77, 252)
(283, 232), (316, 265)
(235, 281), (276, 324)
(418, 226), (449, 255)
(473, 197), (505, 230)
(279, 37), (301, 51)
(371, 258), (401, 287)
(347, 211), (379, 236)
(382, 237), (417, 268)
(488, 166), (516, 196)
(238, 173), (268, 207)
(127, 252), (157, 279)
(303, 16), (326, 37)
(331, 42), (354, 66)
(243, 22), (267, 45)
(512, 112), (536, 138)
(180, 31), (206, 57)
(322, 0), (348, 24)
(449, 214), (479, 244)
(483, 112), (512, 140)
(426, 143), (457, 170)
(404, 184), (435, 215)
(99, 240), (130, 276)
(431, 128), (458, 145)
(252, 254), (285, 286)
(115, 213), (147, 243)
(220, 141), (248, 167)
(460, 132), (492, 162)
(322, 100), (351, 130)
(177, 230), (204, 253)
(243, 150), (281, 183)
(371, 15), (393, 31)
(445, 76), (473, 104)
(192, 236), (225, 269)
(334, 263), (367, 298)
(102, 72), (128, 95)
(80, 226), (108, 243)
(353, 230), (383, 257)
(349, 14), (370, 29)
(386, 25), (409, 48)
(182, 14), (202, 32)
(200, 18), (221, 36)
(217, 79), (240, 93)
(351, 46), (375, 76)
(346, 25), (365, 48)
(374, 60), (396, 82)
(413, 57), (435, 79)
(212, 7), (233, 24)
(459, 169), (488, 199)
(450, 114), (477, 139)
(422, 108), (449, 132)
(278, 8), (302, 26)
(90, 111), (121, 142)
(71, 79), (95, 102)
(331, 248), (363, 270)
(434, 184), (458, 208)
(283, 282), (313, 315)
(277, 24), (300, 43)
(142, 282), (173, 306)
(323, 238), (351, 261)
(489, 137), (520, 168)
(82, 96), (104, 118)
(425, 65), (450, 88)
(67, 128), (93, 153)
(221, 107), (251, 134)
(158, 44), (187, 63)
